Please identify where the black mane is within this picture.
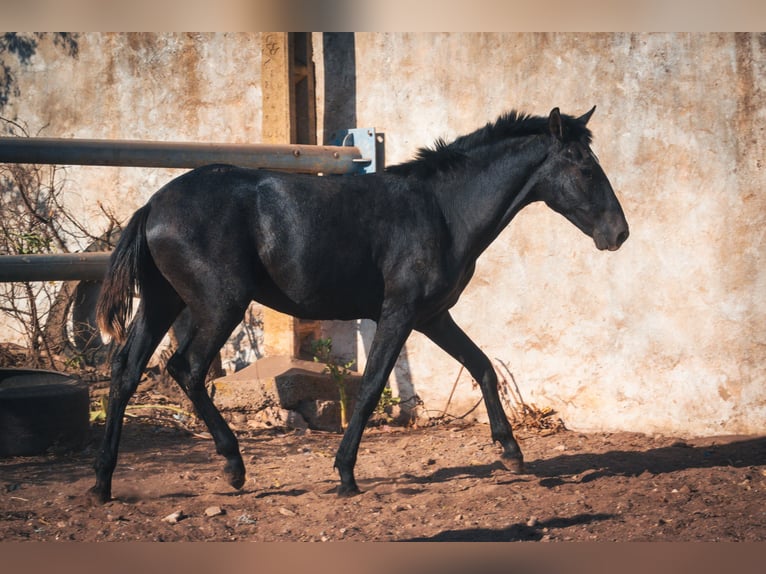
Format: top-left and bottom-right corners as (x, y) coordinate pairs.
(386, 110), (593, 178)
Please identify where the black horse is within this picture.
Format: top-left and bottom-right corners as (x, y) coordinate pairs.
(90, 107), (629, 503)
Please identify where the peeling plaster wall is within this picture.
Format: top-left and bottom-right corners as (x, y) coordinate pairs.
(2, 33), (764, 436)
(2, 33), (262, 232)
(320, 33), (766, 436)
(1, 32), (264, 366)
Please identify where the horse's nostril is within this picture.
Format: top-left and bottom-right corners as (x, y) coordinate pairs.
(616, 229), (629, 246)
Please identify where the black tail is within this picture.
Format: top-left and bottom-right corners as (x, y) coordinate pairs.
(96, 204), (154, 343)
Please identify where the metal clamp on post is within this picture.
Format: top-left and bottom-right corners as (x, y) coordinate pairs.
(329, 128), (384, 174)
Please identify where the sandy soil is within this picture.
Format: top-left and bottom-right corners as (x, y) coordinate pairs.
(2, 391), (764, 542)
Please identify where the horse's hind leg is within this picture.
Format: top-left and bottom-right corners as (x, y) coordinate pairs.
(89, 295), (183, 504)
(418, 311), (524, 472)
(165, 303), (249, 491)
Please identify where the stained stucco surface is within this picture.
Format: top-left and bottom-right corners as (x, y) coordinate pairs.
(324, 33), (766, 435)
(2, 33), (764, 435)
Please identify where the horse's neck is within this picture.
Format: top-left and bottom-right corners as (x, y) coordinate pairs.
(437, 137), (548, 262)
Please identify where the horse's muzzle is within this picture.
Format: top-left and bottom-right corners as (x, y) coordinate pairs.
(594, 215), (629, 251)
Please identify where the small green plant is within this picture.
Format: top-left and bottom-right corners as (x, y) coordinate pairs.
(375, 385), (400, 419)
(12, 231), (52, 254)
(311, 337), (355, 430)
(63, 353), (84, 370)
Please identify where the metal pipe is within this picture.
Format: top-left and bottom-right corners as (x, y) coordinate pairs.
(0, 137), (368, 174)
(0, 253), (110, 282)
(0, 136), (375, 283)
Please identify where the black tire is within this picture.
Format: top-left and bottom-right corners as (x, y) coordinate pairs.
(0, 369), (90, 457)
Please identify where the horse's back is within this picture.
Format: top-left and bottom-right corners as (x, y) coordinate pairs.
(141, 166), (403, 320)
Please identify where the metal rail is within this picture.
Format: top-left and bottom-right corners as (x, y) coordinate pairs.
(0, 137), (368, 174)
(0, 131), (381, 282)
(0, 253), (110, 282)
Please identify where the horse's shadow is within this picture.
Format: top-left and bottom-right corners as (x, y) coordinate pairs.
(525, 435), (766, 486)
(392, 436), (765, 542)
(360, 435), (766, 491)
(399, 460), (513, 485)
(402, 512), (614, 542)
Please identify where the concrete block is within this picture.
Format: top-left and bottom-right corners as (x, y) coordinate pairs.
(211, 355), (362, 432)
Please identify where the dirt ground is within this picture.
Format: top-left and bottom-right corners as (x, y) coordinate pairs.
(2, 383), (765, 543)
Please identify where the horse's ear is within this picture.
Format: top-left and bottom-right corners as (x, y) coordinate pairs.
(577, 106), (596, 125)
(548, 107), (563, 140)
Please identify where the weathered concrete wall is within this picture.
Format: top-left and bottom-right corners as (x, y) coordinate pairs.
(0, 33), (265, 369)
(2, 33), (764, 437)
(2, 33), (262, 230)
(317, 33), (766, 436)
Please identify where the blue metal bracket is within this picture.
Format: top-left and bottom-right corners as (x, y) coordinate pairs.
(328, 128), (384, 174)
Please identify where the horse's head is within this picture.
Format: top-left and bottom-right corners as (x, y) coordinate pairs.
(535, 107), (629, 251)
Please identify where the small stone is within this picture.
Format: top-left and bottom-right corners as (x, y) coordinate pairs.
(204, 506), (224, 517)
(278, 507), (296, 517)
(236, 513), (257, 525)
(285, 410), (309, 430)
(526, 516), (539, 527)
(162, 510), (184, 524)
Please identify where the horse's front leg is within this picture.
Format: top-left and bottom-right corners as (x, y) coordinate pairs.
(334, 304), (415, 496)
(418, 311), (524, 472)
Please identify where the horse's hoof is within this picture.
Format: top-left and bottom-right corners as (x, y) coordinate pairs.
(503, 457), (525, 474)
(336, 483), (361, 497)
(227, 472), (246, 490)
(225, 460), (246, 489)
(87, 485), (111, 506)
(501, 454), (525, 474)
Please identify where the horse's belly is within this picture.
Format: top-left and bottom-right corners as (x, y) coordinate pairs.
(251, 273), (382, 322)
